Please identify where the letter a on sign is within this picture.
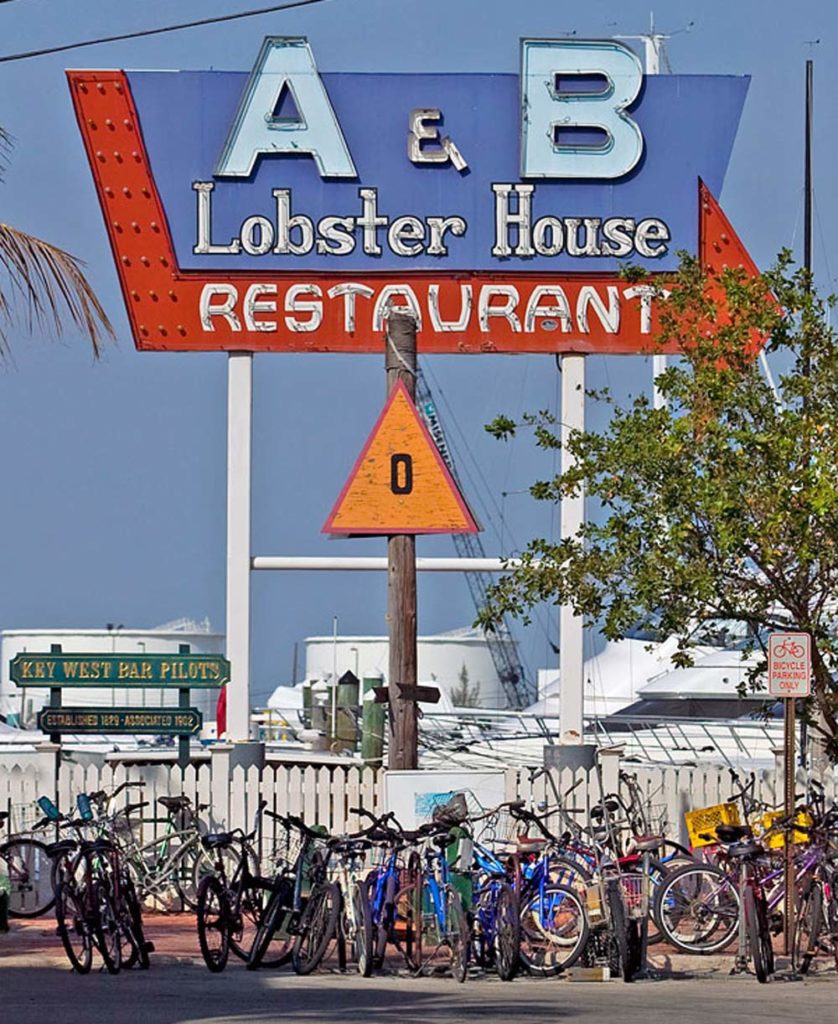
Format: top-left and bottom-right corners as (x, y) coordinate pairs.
(323, 382), (479, 535)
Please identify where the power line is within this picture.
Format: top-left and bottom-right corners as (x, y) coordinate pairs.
(0, 0), (334, 64)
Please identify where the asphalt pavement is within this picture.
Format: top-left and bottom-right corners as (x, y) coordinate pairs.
(2, 915), (835, 1024)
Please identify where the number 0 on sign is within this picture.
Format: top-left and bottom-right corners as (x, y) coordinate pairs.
(323, 381), (478, 535)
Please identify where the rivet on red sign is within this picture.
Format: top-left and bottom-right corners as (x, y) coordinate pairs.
(122, 187), (132, 198)
(140, 256), (150, 267)
(177, 326), (186, 335)
(113, 222), (123, 233)
(158, 326), (167, 336)
(78, 83), (88, 93)
(105, 119), (115, 131)
(131, 222), (141, 233)
(87, 119), (97, 129)
(139, 326), (149, 336)
(150, 222), (161, 233)
(149, 291), (159, 301)
(141, 188), (150, 199)
(121, 256), (131, 267)
(131, 291), (140, 301)
(96, 83), (105, 95)
(132, 151), (141, 163)
(168, 291), (178, 302)
(115, 82), (123, 94)
(96, 151), (106, 162)
(159, 257), (169, 267)
(123, 120), (134, 132)
(114, 151), (123, 163)
(104, 188), (114, 198)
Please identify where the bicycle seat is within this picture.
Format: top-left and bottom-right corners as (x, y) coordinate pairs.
(329, 838), (373, 855)
(516, 836), (548, 851)
(632, 834), (665, 853)
(725, 841), (763, 859)
(716, 824), (750, 844)
(591, 800), (620, 820)
(202, 832), (234, 849)
(158, 796), (192, 811)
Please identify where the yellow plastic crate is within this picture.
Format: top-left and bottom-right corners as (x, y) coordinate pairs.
(685, 802), (741, 848)
(757, 810), (813, 848)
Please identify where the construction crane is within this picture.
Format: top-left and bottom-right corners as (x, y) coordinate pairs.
(415, 369), (536, 708)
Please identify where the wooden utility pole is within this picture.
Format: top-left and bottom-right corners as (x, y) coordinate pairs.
(386, 311), (418, 770)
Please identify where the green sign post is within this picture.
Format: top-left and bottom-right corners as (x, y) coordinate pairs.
(11, 649), (229, 765)
(37, 707), (203, 736)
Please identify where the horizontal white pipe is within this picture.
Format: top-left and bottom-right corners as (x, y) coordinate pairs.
(251, 556), (526, 572)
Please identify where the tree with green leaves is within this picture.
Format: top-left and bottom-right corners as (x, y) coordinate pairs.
(480, 253), (838, 762)
(0, 128), (113, 356)
(451, 662), (481, 707)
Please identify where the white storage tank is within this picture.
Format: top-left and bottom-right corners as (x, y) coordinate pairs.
(303, 626), (515, 708)
(0, 619), (225, 727)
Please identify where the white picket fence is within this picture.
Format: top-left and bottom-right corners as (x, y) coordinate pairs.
(0, 745), (818, 849)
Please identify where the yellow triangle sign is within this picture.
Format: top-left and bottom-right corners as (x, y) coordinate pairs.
(323, 381), (479, 535)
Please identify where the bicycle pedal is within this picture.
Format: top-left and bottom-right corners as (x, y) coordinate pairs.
(143, 941), (155, 953)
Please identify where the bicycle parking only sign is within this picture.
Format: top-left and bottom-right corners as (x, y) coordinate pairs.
(767, 632), (811, 698)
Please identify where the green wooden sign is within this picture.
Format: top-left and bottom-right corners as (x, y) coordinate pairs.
(10, 653), (229, 688)
(37, 706), (203, 736)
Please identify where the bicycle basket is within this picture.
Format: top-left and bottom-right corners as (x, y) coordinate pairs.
(757, 810), (813, 849)
(685, 802), (741, 849)
(431, 792), (469, 827)
(616, 873), (646, 921)
(8, 803), (43, 836)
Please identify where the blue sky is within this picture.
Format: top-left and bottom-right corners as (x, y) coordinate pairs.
(0, 0), (834, 704)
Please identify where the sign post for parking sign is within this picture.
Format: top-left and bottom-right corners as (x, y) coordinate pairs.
(768, 631), (811, 956)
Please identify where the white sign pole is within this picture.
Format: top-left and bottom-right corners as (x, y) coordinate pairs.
(226, 352), (253, 740)
(560, 353), (586, 746)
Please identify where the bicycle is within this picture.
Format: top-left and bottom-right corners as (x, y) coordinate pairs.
(400, 821), (471, 982)
(247, 811), (329, 971)
(0, 809), (55, 918)
(196, 802), (271, 972)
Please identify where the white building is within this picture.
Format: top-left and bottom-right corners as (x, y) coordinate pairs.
(0, 619), (225, 727)
(300, 626), (515, 708)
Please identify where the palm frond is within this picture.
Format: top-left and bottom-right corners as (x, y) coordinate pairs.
(0, 223), (115, 357)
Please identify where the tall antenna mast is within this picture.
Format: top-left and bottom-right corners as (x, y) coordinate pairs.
(615, 13), (691, 409)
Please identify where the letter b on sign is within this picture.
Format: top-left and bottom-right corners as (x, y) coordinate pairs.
(521, 39), (643, 180)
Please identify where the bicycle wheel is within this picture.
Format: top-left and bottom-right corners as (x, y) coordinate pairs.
(446, 888), (470, 984)
(230, 879), (268, 961)
(744, 885), (773, 984)
(120, 877), (151, 970)
(1, 839), (54, 918)
(519, 883), (589, 976)
(196, 875), (231, 972)
(793, 882), (821, 974)
(367, 867), (394, 968)
(654, 862), (739, 954)
(352, 879), (374, 977)
(55, 881), (93, 974)
(93, 881), (123, 975)
(292, 881), (340, 975)
(548, 854), (593, 891)
(247, 878), (295, 970)
(494, 883), (520, 981)
(605, 880), (634, 982)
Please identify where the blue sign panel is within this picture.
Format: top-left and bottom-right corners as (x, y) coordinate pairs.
(126, 68), (748, 275)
